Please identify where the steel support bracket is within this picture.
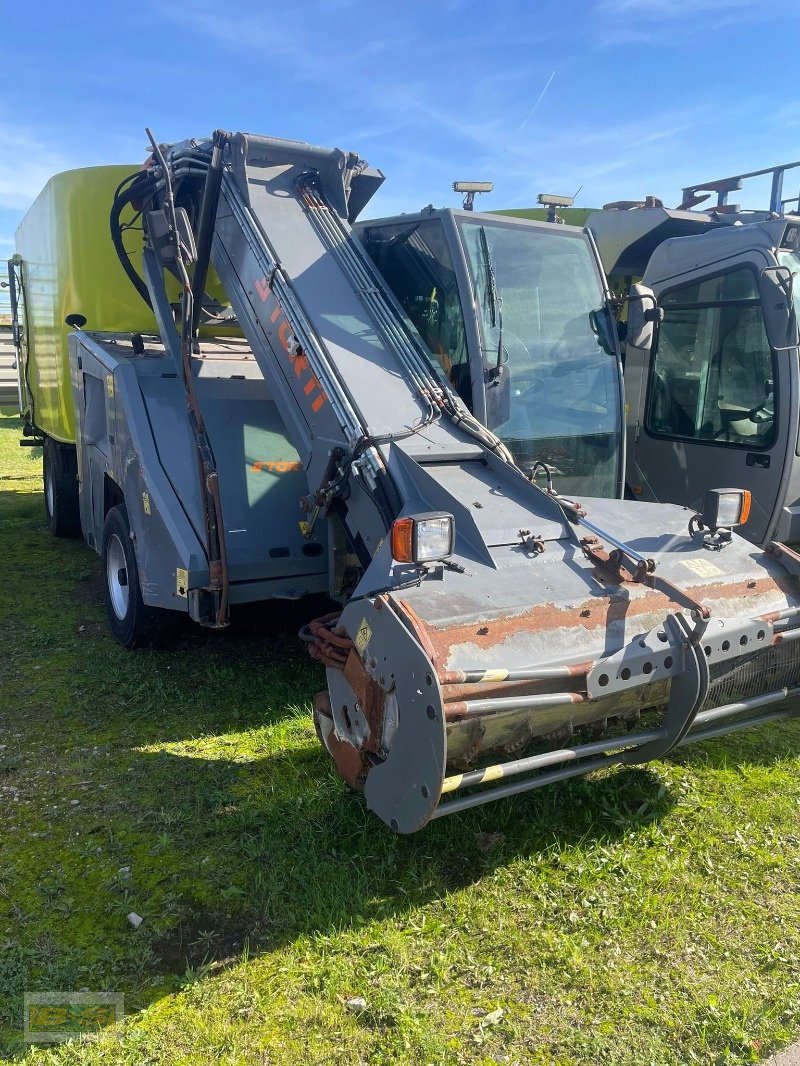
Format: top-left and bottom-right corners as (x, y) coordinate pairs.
(766, 541), (800, 582)
(621, 613), (709, 762)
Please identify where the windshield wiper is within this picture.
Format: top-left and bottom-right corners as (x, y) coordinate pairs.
(478, 225), (497, 327)
(478, 226), (505, 378)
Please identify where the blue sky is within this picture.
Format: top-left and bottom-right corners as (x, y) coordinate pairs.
(1, 0), (799, 256)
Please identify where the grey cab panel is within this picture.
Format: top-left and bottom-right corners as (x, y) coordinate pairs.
(627, 254), (799, 546)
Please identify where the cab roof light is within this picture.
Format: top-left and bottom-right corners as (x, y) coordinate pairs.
(453, 181), (493, 212)
(453, 181), (494, 193)
(537, 192), (574, 208)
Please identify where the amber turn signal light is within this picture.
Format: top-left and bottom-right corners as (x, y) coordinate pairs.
(391, 518), (415, 563)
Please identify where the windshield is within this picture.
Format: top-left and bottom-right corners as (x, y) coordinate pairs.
(458, 218), (621, 498)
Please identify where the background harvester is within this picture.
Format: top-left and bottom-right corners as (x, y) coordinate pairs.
(584, 161), (800, 549)
(9, 132), (800, 830)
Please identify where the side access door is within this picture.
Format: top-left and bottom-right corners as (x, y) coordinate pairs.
(625, 262), (798, 545)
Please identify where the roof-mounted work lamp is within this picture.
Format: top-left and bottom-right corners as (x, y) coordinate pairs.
(537, 192), (575, 224)
(454, 181), (494, 211)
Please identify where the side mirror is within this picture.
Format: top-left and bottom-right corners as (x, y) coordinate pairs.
(626, 284), (663, 351)
(589, 306), (618, 356)
(759, 265), (799, 351)
(65, 313), (87, 329)
(485, 362), (511, 428)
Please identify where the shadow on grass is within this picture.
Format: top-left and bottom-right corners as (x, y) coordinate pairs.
(126, 748), (676, 977)
(0, 751), (675, 1059)
(3, 476), (800, 1058)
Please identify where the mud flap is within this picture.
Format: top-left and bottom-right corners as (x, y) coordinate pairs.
(327, 597), (446, 833)
(621, 614), (710, 764)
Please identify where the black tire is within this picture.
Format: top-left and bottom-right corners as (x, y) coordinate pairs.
(101, 504), (175, 648)
(43, 438), (81, 538)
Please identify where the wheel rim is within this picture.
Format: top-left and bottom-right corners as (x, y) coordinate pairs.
(106, 534), (130, 620)
(45, 465), (55, 518)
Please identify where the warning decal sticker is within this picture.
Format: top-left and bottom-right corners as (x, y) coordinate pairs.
(355, 618), (372, 656)
(681, 558), (724, 578)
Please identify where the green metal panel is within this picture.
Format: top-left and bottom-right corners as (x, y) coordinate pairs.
(497, 207), (594, 227)
(16, 165), (158, 443)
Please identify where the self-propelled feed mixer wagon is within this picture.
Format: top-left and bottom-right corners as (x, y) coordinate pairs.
(11, 130), (800, 831)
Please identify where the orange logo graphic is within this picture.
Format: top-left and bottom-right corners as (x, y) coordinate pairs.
(250, 460), (303, 473)
(255, 278), (327, 414)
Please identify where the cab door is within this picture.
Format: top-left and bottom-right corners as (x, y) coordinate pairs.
(627, 263), (797, 545)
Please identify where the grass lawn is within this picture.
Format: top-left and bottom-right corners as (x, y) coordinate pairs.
(1, 406), (800, 1064)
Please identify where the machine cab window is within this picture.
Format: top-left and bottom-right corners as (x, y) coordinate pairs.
(457, 217), (622, 498)
(647, 268), (776, 449)
(359, 219), (472, 404)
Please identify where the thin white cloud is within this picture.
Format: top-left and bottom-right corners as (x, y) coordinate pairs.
(0, 120), (80, 211)
(145, 0), (412, 85)
(592, 0), (798, 46)
(597, 0), (749, 15)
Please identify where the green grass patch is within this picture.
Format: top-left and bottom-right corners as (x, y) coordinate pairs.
(1, 408), (800, 1064)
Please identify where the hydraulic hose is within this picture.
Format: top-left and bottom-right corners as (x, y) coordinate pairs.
(109, 170), (158, 310)
(190, 131), (227, 334)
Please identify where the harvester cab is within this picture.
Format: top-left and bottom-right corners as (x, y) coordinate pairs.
(586, 161), (800, 548)
(14, 133), (800, 830)
(353, 208), (623, 500)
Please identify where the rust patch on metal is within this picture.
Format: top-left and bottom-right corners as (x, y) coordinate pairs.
(342, 648), (387, 756)
(440, 679), (553, 703)
(691, 574), (797, 604)
(581, 536), (709, 619)
(411, 575), (789, 670)
(394, 598), (440, 668)
(568, 659), (594, 676)
(312, 691), (368, 790)
(766, 541), (800, 584)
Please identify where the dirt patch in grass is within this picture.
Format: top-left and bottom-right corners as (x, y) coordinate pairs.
(151, 912), (269, 976)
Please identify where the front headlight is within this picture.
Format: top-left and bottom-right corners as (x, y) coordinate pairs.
(701, 488), (751, 530)
(391, 513), (455, 563)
